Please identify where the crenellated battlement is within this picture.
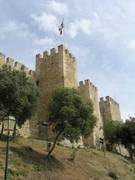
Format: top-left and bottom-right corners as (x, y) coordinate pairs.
(36, 44), (76, 65)
(50, 48), (56, 55)
(6, 57), (14, 68)
(100, 97), (104, 101)
(0, 44), (121, 145)
(99, 96), (121, 122)
(0, 52), (6, 59)
(100, 96), (119, 106)
(79, 79), (97, 90)
(36, 53), (43, 59)
(106, 96), (119, 105)
(28, 70), (35, 76)
(14, 61), (24, 70)
(0, 52), (35, 78)
(79, 81), (84, 86)
(43, 51), (49, 58)
(0, 52), (6, 66)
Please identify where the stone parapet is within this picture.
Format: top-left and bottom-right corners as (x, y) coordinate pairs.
(99, 96), (121, 122)
(100, 96), (119, 106)
(79, 79), (97, 90)
(0, 52), (35, 78)
(36, 44), (76, 65)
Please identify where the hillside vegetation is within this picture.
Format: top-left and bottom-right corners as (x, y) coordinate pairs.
(0, 138), (135, 180)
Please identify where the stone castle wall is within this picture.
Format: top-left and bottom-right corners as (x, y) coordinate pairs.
(0, 45), (122, 146)
(0, 52), (35, 78)
(35, 45), (78, 137)
(78, 79), (103, 146)
(0, 52), (35, 137)
(99, 96), (121, 123)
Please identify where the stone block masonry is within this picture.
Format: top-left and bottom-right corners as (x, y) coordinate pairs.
(0, 52), (35, 79)
(99, 96), (121, 123)
(35, 45), (78, 137)
(78, 79), (103, 146)
(0, 52), (36, 137)
(0, 44), (122, 147)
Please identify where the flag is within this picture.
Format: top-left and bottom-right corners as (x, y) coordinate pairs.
(59, 19), (64, 35)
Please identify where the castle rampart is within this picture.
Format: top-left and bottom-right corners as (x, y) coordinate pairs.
(99, 96), (121, 123)
(0, 53), (6, 66)
(35, 45), (78, 137)
(36, 45), (76, 68)
(0, 51), (36, 137)
(0, 52), (35, 78)
(78, 79), (103, 146)
(0, 44), (122, 146)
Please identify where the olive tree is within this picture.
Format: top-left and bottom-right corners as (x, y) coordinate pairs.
(0, 67), (38, 139)
(47, 88), (96, 158)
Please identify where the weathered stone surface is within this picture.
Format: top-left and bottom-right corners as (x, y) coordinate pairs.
(0, 44), (122, 146)
(0, 53), (35, 138)
(99, 96), (121, 123)
(35, 44), (78, 138)
(78, 79), (103, 146)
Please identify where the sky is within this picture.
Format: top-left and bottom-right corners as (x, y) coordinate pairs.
(0, 0), (135, 119)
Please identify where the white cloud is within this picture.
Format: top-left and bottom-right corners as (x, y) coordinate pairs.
(34, 37), (55, 46)
(1, 0), (135, 119)
(127, 39), (135, 50)
(31, 12), (58, 34)
(0, 20), (30, 40)
(46, 0), (68, 15)
(0, 21), (28, 33)
(3, 21), (18, 32)
(31, 12), (92, 38)
(67, 18), (92, 38)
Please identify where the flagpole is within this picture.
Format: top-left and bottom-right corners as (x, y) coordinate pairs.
(58, 18), (65, 45)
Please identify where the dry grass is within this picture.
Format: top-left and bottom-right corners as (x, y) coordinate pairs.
(0, 138), (135, 180)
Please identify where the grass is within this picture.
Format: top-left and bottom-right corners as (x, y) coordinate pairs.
(0, 137), (135, 180)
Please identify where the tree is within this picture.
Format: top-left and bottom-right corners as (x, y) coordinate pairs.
(47, 88), (96, 158)
(104, 120), (122, 151)
(0, 66), (38, 139)
(120, 117), (135, 159)
(0, 104), (7, 139)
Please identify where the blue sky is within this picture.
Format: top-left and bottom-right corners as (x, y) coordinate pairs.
(0, 0), (135, 119)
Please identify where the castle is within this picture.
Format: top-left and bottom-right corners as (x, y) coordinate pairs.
(100, 96), (121, 123)
(0, 44), (121, 146)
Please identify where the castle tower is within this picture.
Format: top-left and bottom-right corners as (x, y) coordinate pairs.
(78, 79), (103, 146)
(36, 44), (78, 137)
(99, 96), (121, 124)
(0, 53), (6, 67)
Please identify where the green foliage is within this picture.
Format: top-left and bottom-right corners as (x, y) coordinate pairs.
(104, 120), (122, 150)
(121, 117), (135, 146)
(70, 147), (78, 161)
(8, 168), (25, 179)
(120, 117), (135, 159)
(0, 161), (4, 170)
(0, 67), (38, 127)
(49, 88), (96, 142)
(33, 165), (42, 171)
(104, 117), (135, 159)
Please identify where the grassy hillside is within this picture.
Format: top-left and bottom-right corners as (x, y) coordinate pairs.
(0, 138), (135, 180)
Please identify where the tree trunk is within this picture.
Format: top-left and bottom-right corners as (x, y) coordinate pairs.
(70, 146), (77, 161)
(118, 144), (122, 155)
(4, 116), (10, 180)
(12, 121), (17, 140)
(0, 120), (4, 139)
(46, 131), (62, 158)
(129, 148), (133, 160)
